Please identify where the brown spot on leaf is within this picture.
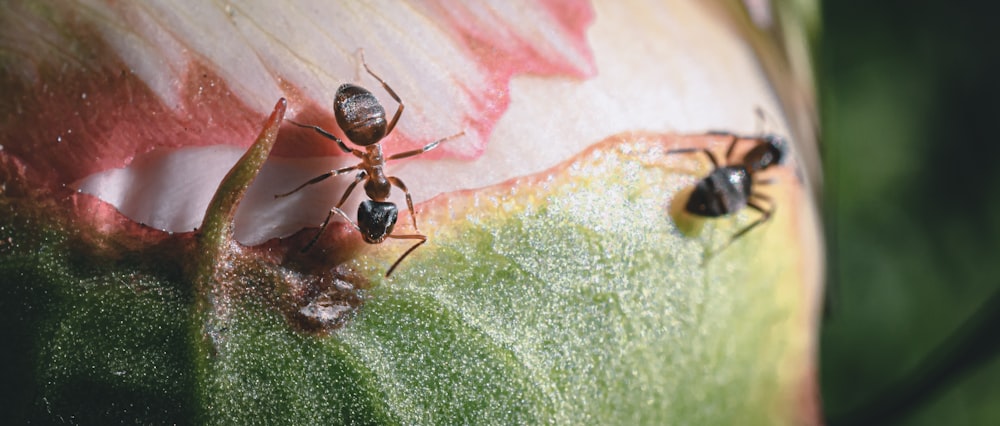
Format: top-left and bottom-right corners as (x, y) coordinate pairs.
(279, 264), (369, 335)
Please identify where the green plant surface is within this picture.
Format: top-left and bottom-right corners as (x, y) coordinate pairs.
(1, 128), (818, 424)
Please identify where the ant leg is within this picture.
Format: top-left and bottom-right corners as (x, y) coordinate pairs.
(708, 131), (764, 164)
(303, 207), (359, 252)
(286, 119), (362, 157)
(728, 196), (774, 244)
(384, 234), (427, 277)
(667, 148), (720, 168)
(724, 134), (741, 164)
(705, 197), (774, 258)
(754, 106), (784, 134)
(275, 164), (359, 198)
(359, 51), (404, 137)
(387, 131), (466, 161)
(754, 106), (767, 134)
(753, 177), (777, 186)
(299, 172), (365, 252)
(333, 171), (366, 209)
(387, 176), (419, 231)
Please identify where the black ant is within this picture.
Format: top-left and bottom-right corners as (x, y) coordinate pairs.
(276, 53), (464, 277)
(668, 110), (787, 253)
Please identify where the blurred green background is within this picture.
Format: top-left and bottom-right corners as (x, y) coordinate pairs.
(820, 0), (1000, 424)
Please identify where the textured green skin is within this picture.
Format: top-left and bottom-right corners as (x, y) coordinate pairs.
(0, 132), (811, 424)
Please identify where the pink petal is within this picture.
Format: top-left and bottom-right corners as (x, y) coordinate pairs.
(0, 1), (594, 243)
(2, 1), (804, 249)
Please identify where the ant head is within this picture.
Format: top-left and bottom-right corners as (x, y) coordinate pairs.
(745, 135), (787, 172)
(334, 84), (388, 146)
(357, 200), (398, 244)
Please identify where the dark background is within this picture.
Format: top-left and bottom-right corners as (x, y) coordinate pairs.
(819, 0), (1000, 424)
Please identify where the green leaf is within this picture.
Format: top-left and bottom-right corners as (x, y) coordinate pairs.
(1, 130), (817, 424)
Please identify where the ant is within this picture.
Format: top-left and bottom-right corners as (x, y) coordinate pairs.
(668, 108), (787, 253)
(276, 53), (464, 277)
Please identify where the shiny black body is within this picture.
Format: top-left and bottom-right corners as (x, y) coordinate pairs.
(357, 200), (398, 244)
(669, 131), (787, 247)
(686, 166), (751, 217)
(275, 53), (463, 277)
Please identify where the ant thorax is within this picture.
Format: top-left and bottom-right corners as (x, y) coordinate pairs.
(361, 145), (391, 201)
(363, 144), (384, 165)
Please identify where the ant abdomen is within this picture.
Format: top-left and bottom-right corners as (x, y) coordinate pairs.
(335, 84), (388, 146)
(686, 166), (751, 217)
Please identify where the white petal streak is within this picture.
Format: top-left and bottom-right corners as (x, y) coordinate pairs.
(18, 1), (590, 158)
(76, 146), (360, 245)
(76, 145), (242, 234)
(228, 1), (488, 155)
(417, 1), (594, 75)
(75, 1), (189, 109)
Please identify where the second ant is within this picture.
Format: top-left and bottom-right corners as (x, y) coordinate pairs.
(668, 108), (788, 255)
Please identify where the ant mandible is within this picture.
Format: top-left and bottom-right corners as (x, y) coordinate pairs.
(668, 108), (787, 253)
(276, 52), (464, 277)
